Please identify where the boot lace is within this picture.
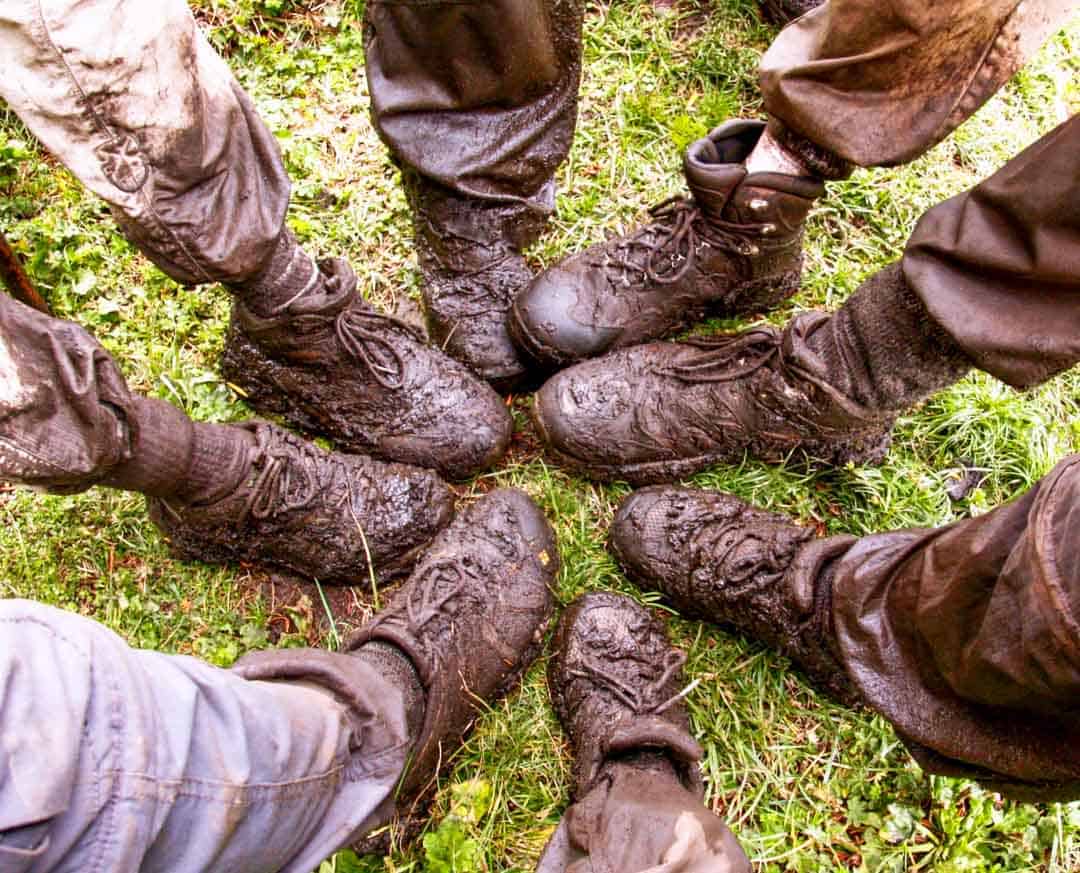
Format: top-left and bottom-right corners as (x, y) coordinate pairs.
(335, 308), (426, 390)
(690, 514), (812, 597)
(654, 325), (782, 383)
(570, 647), (695, 716)
(239, 425), (328, 522)
(368, 559), (472, 670)
(609, 197), (759, 287)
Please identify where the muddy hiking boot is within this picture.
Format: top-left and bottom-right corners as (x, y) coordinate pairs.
(610, 487), (860, 703)
(532, 263), (971, 484)
(757, 0), (823, 26)
(347, 488), (559, 852)
(510, 120), (824, 368)
(547, 592), (704, 800)
(536, 592), (755, 872)
(403, 170), (547, 393)
(147, 421), (454, 584)
(221, 233), (512, 480)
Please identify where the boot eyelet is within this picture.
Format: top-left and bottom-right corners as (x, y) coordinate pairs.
(760, 223), (777, 236)
(748, 198), (769, 212)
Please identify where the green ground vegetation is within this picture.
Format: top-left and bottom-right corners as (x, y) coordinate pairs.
(1, 1), (1078, 870)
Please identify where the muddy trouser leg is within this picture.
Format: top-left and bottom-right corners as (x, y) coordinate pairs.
(0, 0), (289, 287)
(364, 0), (583, 232)
(537, 763), (750, 873)
(0, 292), (199, 494)
(828, 453), (1080, 801)
(0, 599), (408, 872)
(901, 115), (1080, 389)
(759, 0), (1073, 167)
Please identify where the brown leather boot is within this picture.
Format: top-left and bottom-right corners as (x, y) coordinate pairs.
(147, 421), (454, 584)
(540, 591), (751, 872)
(548, 592), (704, 799)
(532, 262), (971, 484)
(510, 120), (824, 367)
(610, 486), (860, 703)
(220, 241), (512, 480)
(403, 170), (546, 392)
(347, 488), (559, 850)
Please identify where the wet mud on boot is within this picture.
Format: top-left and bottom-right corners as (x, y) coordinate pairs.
(532, 263), (970, 484)
(531, 314), (895, 485)
(538, 592), (749, 871)
(610, 486), (860, 703)
(346, 489), (559, 853)
(547, 592), (705, 802)
(220, 255), (512, 480)
(510, 120), (823, 368)
(147, 421), (454, 584)
(403, 170), (548, 393)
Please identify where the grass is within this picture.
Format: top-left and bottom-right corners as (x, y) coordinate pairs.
(2, 1), (1078, 870)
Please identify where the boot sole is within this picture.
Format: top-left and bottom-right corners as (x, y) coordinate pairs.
(350, 610), (554, 856)
(508, 268), (803, 370)
(531, 399), (895, 486)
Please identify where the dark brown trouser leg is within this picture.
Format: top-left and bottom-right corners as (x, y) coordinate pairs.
(902, 115), (1080, 388)
(831, 453), (1080, 800)
(364, 0), (583, 219)
(759, 0), (1072, 166)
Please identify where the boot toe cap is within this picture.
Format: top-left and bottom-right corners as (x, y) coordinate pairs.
(512, 269), (620, 367)
(609, 486), (690, 585)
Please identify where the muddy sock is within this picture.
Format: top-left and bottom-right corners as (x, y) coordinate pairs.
(230, 229), (324, 318)
(601, 750), (683, 784)
(764, 117), (853, 181)
(102, 399), (255, 502)
(806, 262), (972, 411)
(352, 641), (426, 743)
(100, 397), (195, 497)
(171, 422), (255, 505)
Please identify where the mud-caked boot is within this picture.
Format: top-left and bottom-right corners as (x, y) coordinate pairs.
(532, 262), (972, 484)
(220, 230), (512, 480)
(347, 488), (559, 851)
(757, 0), (823, 26)
(146, 420), (454, 584)
(510, 120), (825, 368)
(538, 592), (750, 873)
(404, 171), (547, 393)
(610, 487), (859, 703)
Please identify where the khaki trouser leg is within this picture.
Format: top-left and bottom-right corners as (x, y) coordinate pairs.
(760, 0), (1074, 166)
(0, 0), (290, 285)
(0, 600), (408, 872)
(831, 454), (1080, 800)
(537, 763), (750, 873)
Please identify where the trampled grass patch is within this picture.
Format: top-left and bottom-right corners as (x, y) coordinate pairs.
(1, 1), (1077, 870)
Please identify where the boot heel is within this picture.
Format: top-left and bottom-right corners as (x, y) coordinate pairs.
(724, 266), (802, 317)
(218, 316), (323, 434)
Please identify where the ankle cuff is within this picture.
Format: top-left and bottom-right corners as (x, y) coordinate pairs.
(231, 229), (321, 316)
